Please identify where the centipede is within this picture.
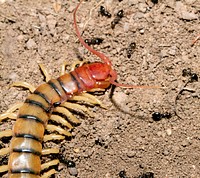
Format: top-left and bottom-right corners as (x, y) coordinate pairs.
(0, 1), (159, 178)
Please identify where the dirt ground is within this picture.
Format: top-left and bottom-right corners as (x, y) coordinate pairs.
(0, 0), (200, 178)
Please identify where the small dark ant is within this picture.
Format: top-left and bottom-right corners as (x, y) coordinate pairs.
(151, 0), (158, 4)
(119, 170), (127, 178)
(84, 38), (103, 45)
(99, 6), (111, 18)
(182, 68), (198, 82)
(152, 112), (172, 121)
(127, 42), (136, 58)
(111, 10), (124, 29)
(138, 172), (154, 178)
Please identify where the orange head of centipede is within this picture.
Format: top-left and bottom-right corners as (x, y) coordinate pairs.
(86, 62), (116, 89)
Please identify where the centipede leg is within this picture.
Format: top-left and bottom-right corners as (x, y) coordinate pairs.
(41, 159), (59, 171)
(38, 63), (51, 82)
(0, 130), (12, 139)
(50, 114), (73, 129)
(70, 60), (87, 71)
(0, 103), (22, 122)
(11, 81), (36, 93)
(46, 124), (72, 137)
(41, 169), (57, 178)
(61, 102), (94, 117)
(41, 160), (59, 178)
(0, 147), (10, 156)
(53, 107), (81, 124)
(43, 134), (65, 142)
(0, 165), (8, 173)
(61, 61), (69, 75)
(42, 148), (59, 155)
(70, 93), (106, 108)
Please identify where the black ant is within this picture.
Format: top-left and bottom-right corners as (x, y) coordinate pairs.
(119, 170), (128, 178)
(138, 172), (154, 178)
(182, 68), (198, 82)
(152, 112), (172, 121)
(127, 42), (136, 58)
(84, 38), (103, 45)
(111, 9), (124, 29)
(151, 0), (158, 4)
(99, 6), (111, 18)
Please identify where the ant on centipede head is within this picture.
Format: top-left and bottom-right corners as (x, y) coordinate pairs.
(73, 1), (160, 92)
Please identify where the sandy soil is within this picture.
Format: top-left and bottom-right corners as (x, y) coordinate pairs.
(0, 0), (200, 178)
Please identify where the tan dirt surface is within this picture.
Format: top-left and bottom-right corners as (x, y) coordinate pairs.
(0, 0), (199, 178)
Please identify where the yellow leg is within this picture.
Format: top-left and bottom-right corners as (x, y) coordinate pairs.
(38, 63), (51, 82)
(0, 165), (8, 173)
(42, 148), (59, 155)
(43, 134), (65, 142)
(70, 60), (87, 71)
(0, 130), (12, 139)
(50, 114), (73, 129)
(0, 147), (10, 156)
(11, 81), (36, 93)
(61, 61), (69, 75)
(41, 169), (57, 178)
(46, 124), (72, 137)
(3, 103), (23, 114)
(53, 107), (81, 124)
(61, 102), (94, 117)
(70, 93), (106, 108)
(41, 160), (59, 170)
(0, 113), (17, 122)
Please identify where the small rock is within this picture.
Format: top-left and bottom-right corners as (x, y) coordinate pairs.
(163, 149), (169, 156)
(68, 167), (78, 176)
(139, 28), (145, 34)
(168, 46), (177, 56)
(166, 128), (172, 136)
(26, 39), (37, 49)
(138, 3), (147, 13)
(126, 150), (136, 158)
(47, 15), (57, 34)
(160, 49), (168, 58)
(181, 139), (191, 147)
(181, 12), (198, 20)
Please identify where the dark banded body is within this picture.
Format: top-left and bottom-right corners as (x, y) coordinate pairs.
(8, 63), (111, 178)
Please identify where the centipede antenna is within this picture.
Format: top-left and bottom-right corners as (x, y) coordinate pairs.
(73, 0), (112, 66)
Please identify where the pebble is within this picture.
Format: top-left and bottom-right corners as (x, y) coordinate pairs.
(26, 39), (37, 49)
(68, 167), (78, 176)
(163, 149), (170, 156)
(181, 139), (191, 147)
(166, 128), (172, 136)
(168, 46), (177, 56)
(112, 92), (129, 106)
(138, 3), (147, 13)
(181, 12), (198, 20)
(126, 150), (136, 158)
(139, 28), (145, 34)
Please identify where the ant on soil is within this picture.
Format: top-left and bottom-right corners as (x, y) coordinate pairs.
(99, 6), (111, 18)
(182, 68), (198, 82)
(111, 9), (124, 29)
(138, 172), (154, 178)
(84, 38), (103, 45)
(127, 42), (136, 58)
(174, 68), (198, 119)
(119, 170), (128, 178)
(151, 0), (158, 4)
(152, 112), (172, 121)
